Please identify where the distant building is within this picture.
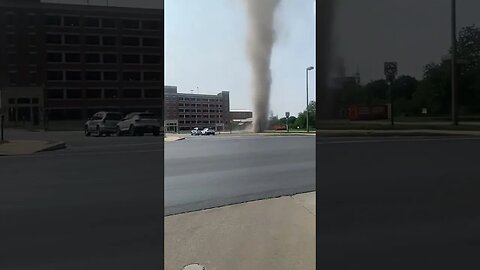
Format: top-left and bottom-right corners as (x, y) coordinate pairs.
(0, 0), (163, 129)
(230, 110), (252, 121)
(164, 85), (230, 132)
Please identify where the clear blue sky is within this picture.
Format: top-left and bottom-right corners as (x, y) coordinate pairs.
(165, 0), (316, 117)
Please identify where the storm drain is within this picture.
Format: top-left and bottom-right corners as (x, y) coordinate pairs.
(183, 263), (205, 270)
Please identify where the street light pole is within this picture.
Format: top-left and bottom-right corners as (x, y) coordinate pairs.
(452, 0), (458, 126)
(306, 66), (314, 133)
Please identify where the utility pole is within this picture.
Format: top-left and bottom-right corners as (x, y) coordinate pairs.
(384, 62), (398, 127)
(451, 0), (459, 125)
(306, 66), (314, 132)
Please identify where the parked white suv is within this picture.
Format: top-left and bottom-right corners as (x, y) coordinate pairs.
(84, 111), (122, 137)
(201, 128), (215, 136)
(116, 112), (161, 136)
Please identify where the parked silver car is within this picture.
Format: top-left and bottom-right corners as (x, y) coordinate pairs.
(84, 111), (122, 137)
(116, 112), (161, 136)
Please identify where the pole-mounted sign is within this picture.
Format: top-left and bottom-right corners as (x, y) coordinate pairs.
(384, 62), (398, 83)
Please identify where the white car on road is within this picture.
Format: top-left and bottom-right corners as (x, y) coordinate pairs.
(116, 112), (161, 136)
(191, 127), (202, 136)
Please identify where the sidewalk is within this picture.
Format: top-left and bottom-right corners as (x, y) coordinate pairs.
(0, 140), (66, 156)
(164, 134), (186, 142)
(165, 192), (316, 270)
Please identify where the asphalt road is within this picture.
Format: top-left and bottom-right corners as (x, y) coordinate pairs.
(0, 133), (165, 270)
(0, 132), (315, 269)
(317, 136), (480, 269)
(164, 135), (316, 215)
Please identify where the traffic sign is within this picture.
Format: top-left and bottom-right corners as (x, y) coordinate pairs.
(384, 62), (398, 83)
(285, 112), (290, 118)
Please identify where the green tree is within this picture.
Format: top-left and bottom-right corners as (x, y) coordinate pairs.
(294, 101), (315, 129)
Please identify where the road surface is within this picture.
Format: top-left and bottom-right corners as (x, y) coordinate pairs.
(317, 136), (480, 269)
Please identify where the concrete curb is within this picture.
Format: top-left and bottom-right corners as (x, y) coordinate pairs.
(316, 130), (480, 137)
(36, 141), (67, 153)
(164, 136), (186, 142)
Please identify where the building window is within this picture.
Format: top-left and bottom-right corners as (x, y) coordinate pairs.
(122, 19), (139, 29)
(84, 17), (100, 28)
(103, 54), (117, 63)
(85, 53), (100, 63)
(28, 53), (37, 65)
(8, 72), (17, 85)
(142, 20), (161, 30)
(65, 53), (81, 62)
(123, 72), (141, 81)
(122, 54), (140, 64)
(66, 89), (82, 99)
(29, 72), (38, 84)
(123, 89), (142, 98)
(86, 71), (101, 80)
(7, 54), (16, 65)
(65, 35), (80, 44)
(85, 36), (100, 45)
(47, 89), (64, 99)
(32, 98), (39, 104)
(144, 72), (161, 81)
(143, 37), (160, 47)
(145, 89), (161, 98)
(102, 36), (116, 46)
(102, 18), (116, 28)
(63, 16), (80, 27)
(66, 71), (82, 81)
(143, 55), (161, 64)
(65, 109), (82, 120)
(28, 14), (35, 26)
(47, 52), (62, 62)
(7, 14), (14, 25)
(104, 89), (118, 98)
(46, 34), (62, 44)
(46, 15), (61, 26)
(122, 37), (140, 46)
(86, 89), (101, 99)
(7, 34), (15, 46)
(47, 71), (63, 81)
(103, 71), (117, 81)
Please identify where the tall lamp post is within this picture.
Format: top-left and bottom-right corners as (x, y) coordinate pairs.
(306, 66), (314, 132)
(451, 0), (458, 125)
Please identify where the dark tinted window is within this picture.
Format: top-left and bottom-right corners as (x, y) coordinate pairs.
(65, 53), (81, 62)
(104, 89), (118, 98)
(145, 89), (161, 98)
(103, 54), (117, 63)
(48, 89), (64, 99)
(66, 71), (82, 80)
(85, 36), (100, 45)
(85, 53), (100, 63)
(84, 17), (99, 27)
(143, 37), (160, 47)
(47, 52), (62, 62)
(46, 15), (61, 26)
(47, 71), (63, 80)
(66, 89), (82, 99)
(86, 89), (101, 99)
(122, 37), (140, 46)
(46, 34), (62, 44)
(103, 72), (117, 81)
(7, 14), (14, 25)
(122, 19), (139, 29)
(123, 89), (141, 98)
(64, 16), (80, 27)
(102, 36), (116, 46)
(102, 18), (116, 28)
(65, 35), (80, 44)
(144, 72), (161, 81)
(143, 55), (161, 64)
(123, 72), (141, 81)
(142, 20), (161, 30)
(86, 71), (101, 80)
(122, 54), (140, 64)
